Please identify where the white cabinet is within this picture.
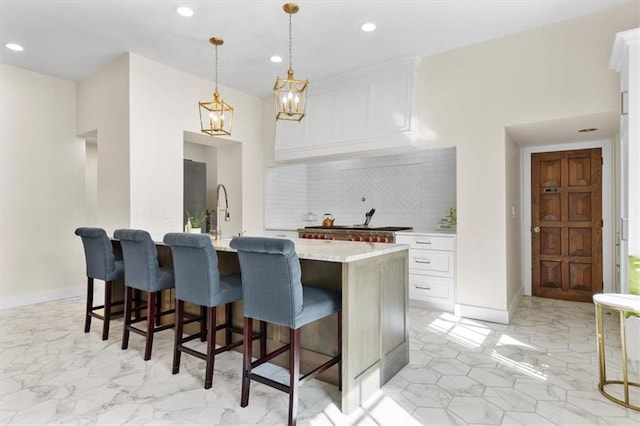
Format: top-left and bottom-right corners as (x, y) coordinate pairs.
(274, 57), (421, 162)
(396, 233), (456, 311)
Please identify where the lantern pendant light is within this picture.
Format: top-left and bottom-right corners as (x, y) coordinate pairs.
(199, 37), (234, 136)
(274, 3), (308, 122)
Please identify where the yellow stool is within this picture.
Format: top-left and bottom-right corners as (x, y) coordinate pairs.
(593, 293), (640, 411)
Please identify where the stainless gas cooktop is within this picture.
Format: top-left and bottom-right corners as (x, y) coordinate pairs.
(303, 226), (413, 231)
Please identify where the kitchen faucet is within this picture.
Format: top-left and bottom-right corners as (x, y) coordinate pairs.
(214, 183), (230, 240)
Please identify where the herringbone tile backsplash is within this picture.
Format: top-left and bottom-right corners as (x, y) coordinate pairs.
(265, 148), (456, 232)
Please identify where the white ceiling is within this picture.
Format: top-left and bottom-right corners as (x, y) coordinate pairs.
(0, 0), (632, 99)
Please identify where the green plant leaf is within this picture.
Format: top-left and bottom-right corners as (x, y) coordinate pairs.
(186, 210), (206, 227)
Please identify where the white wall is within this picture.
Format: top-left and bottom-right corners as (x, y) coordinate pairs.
(0, 53), (265, 308)
(77, 53), (265, 236)
(85, 142), (98, 226)
(418, 3), (638, 321)
(0, 65), (86, 307)
(76, 55), (131, 234)
(126, 54), (263, 235)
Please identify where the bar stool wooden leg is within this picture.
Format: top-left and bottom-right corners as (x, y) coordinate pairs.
(134, 289), (142, 320)
(260, 321), (267, 358)
(173, 299), (184, 374)
(122, 287), (133, 350)
(85, 277), (94, 333)
(289, 328), (301, 426)
(205, 306), (217, 389)
(155, 292), (162, 325)
(200, 306), (207, 342)
(225, 303), (233, 345)
(102, 280), (113, 340)
(241, 317), (253, 407)
(144, 292), (156, 361)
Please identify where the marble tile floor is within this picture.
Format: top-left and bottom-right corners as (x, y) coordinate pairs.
(1, 296), (639, 425)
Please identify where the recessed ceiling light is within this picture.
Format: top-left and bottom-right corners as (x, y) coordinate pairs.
(361, 22), (376, 32)
(578, 128), (598, 133)
(175, 6), (194, 17)
(5, 43), (24, 52)
(270, 55), (283, 63)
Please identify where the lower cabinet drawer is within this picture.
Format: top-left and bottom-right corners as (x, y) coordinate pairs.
(409, 275), (452, 300)
(396, 234), (455, 251)
(409, 251), (453, 275)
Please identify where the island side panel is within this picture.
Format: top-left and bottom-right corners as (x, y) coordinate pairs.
(381, 249), (409, 384)
(340, 248), (409, 414)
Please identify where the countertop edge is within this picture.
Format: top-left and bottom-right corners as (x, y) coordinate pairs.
(212, 237), (409, 263)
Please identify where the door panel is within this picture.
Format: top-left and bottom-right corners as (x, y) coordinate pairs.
(531, 148), (603, 302)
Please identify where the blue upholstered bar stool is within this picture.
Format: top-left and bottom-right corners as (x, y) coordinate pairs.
(114, 229), (175, 361)
(163, 233), (258, 389)
(230, 237), (342, 426)
(75, 227), (125, 340)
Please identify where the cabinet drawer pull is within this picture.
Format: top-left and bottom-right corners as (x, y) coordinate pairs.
(415, 240), (432, 245)
(416, 285), (432, 290)
(415, 259), (431, 264)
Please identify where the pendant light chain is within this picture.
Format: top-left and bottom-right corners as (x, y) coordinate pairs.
(288, 11), (293, 71)
(214, 43), (219, 93)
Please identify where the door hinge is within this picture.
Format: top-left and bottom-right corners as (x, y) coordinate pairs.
(601, 219), (603, 228)
(601, 157), (603, 165)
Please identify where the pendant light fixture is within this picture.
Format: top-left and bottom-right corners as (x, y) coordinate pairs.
(274, 3), (308, 122)
(199, 37), (234, 136)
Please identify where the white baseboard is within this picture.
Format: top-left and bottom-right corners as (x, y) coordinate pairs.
(454, 303), (511, 324)
(1, 286), (84, 310)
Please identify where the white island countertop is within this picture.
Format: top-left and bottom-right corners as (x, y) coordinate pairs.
(210, 237), (408, 263)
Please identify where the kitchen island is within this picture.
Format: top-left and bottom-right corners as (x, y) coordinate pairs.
(209, 237), (409, 414)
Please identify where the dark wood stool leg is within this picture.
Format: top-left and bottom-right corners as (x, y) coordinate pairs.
(144, 291), (156, 361)
(173, 299), (184, 374)
(134, 289), (141, 320)
(205, 306), (217, 389)
(289, 328), (300, 426)
(260, 321), (267, 358)
(241, 317), (253, 407)
(337, 312), (343, 391)
(200, 305), (207, 342)
(102, 280), (112, 340)
(225, 303), (233, 345)
(155, 290), (162, 325)
(85, 277), (94, 333)
(122, 286), (133, 350)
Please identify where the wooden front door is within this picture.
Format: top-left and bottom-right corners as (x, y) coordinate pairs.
(531, 148), (603, 302)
